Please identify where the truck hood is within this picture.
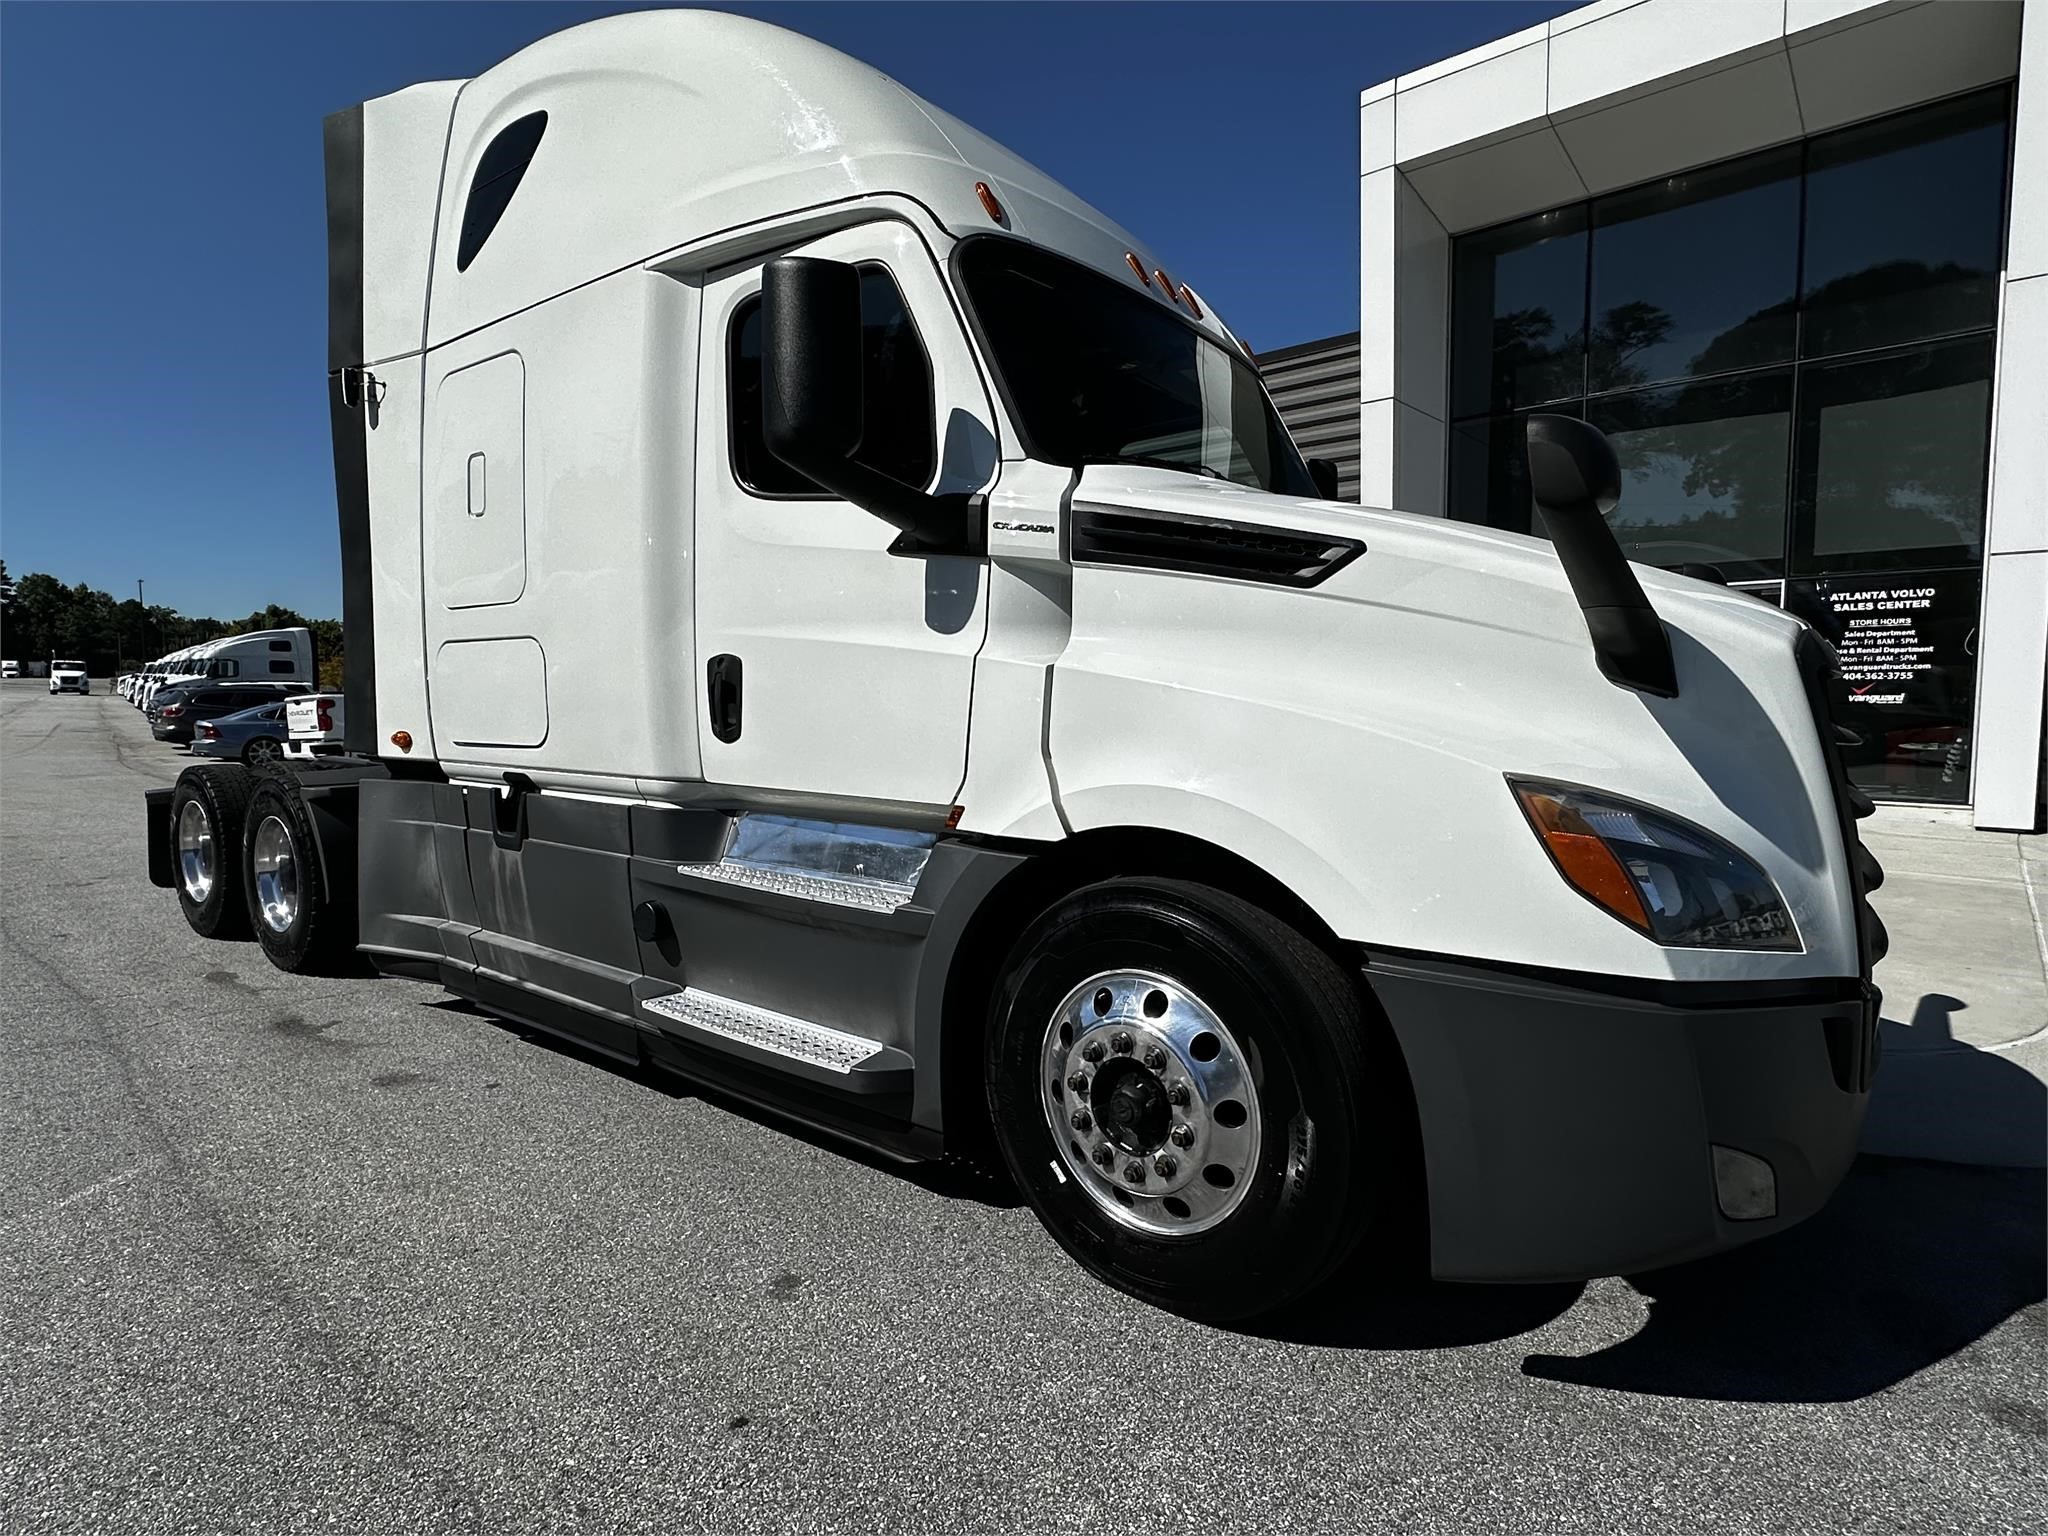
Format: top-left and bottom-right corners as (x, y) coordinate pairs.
(1067, 464), (1800, 654)
(1049, 465), (1857, 984)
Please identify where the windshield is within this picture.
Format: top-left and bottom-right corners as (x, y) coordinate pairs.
(956, 239), (1315, 497)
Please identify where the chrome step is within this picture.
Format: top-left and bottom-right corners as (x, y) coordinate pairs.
(641, 988), (884, 1074)
(675, 814), (932, 914)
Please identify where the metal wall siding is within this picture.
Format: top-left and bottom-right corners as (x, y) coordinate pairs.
(1261, 333), (1363, 503)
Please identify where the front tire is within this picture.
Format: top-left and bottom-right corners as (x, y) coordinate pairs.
(241, 777), (356, 974)
(170, 766), (254, 938)
(986, 878), (1387, 1321)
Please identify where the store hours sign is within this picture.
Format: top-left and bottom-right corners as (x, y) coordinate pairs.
(1786, 571), (1981, 804)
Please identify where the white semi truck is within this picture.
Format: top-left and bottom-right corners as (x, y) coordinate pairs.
(143, 11), (1883, 1320)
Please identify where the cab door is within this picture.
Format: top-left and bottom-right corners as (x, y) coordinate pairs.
(693, 222), (997, 810)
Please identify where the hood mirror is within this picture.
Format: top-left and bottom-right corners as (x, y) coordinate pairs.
(1307, 457), (1341, 501)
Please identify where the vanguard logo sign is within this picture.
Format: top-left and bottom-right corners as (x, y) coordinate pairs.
(1846, 692), (1908, 704)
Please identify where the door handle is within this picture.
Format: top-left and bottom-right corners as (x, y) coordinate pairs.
(707, 654), (743, 743)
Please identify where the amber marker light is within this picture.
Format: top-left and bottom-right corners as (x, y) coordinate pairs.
(390, 730), (414, 754)
(1124, 252), (1152, 286)
(1178, 285), (1203, 319)
(1511, 781), (1651, 932)
(974, 181), (1005, 224)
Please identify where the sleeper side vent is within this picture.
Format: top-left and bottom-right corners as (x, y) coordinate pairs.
(1070, 506), (1363, 589)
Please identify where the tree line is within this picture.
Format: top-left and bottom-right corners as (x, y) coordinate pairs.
(0, 561), (343, 687)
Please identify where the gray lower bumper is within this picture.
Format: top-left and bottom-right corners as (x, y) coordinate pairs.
(1366, 952), (1876, 1282)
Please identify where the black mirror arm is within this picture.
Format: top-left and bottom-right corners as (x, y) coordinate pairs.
(1525, 415), (1677, 700)
(820, 458), (982, 556)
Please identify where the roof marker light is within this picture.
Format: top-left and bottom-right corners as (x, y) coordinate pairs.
(974, 181), (1005, 224)
(1154, 269), (1176, 299)
(1178, 285), (1203, 320)
(1125, 252), (1152, 286)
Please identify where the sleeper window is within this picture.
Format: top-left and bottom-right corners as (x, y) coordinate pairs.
(728, 265), (936, 497)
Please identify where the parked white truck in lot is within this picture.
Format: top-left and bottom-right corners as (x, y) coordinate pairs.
(136, 628), (316, 711)
(142, 11), (1884, 1319)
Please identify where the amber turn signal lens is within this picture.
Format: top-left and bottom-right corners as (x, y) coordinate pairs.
(1124, 251), (1152, 286)
(390, 730), (413, 754)
(1512, 783), (1650, 931)
(974, 181), (1004, 223)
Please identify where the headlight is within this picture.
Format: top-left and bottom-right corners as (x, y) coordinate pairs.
(1509, 778), (1800, 951)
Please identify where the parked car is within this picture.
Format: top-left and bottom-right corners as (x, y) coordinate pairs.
(48, 660), (89, 695)
(1, 660), (19, 679)
(190, 700), (292, 765)
(149, 682), (310, 744)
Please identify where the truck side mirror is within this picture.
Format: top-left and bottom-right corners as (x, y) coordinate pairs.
(1524, 415), (1676, 699)
(1307, 457), (1341, 501)
(761, 256), (974, 553)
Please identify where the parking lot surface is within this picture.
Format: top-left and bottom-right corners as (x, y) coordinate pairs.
(2, 683), (2043, 1535)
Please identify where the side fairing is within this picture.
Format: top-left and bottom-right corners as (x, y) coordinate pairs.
(1046, 473), (1859, 984)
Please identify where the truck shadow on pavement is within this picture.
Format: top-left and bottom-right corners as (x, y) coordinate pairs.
(436, 997), (1024, 1209)
(1256, 1021), (2047, 1403)
(441, 996), (2044, 1399)
(1519, 1153), (2045, 1403)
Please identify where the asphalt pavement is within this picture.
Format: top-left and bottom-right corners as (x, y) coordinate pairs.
(2, 682), (2042, 1535)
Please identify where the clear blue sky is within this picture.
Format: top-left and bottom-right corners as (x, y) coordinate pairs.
(1, 0), (1567, 621)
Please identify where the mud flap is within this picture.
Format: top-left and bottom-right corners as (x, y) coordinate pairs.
(144, 788), (175, 888)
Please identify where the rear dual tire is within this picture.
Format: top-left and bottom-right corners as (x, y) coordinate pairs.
(170, 765), (254, 938)
(169, 766), (356, 974)
(241, 777), (356, 975)
(986, 877), (1392, 1322)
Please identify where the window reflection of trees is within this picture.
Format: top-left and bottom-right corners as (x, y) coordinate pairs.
(1567, 258), (1992, 577)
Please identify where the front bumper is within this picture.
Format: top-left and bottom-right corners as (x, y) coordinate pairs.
(1366, 951), (1876, 1282)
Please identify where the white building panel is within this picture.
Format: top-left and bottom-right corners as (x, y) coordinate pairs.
(1548, 0), (1785, 117)
(1987, 276), (2048, 559)
(1552, 52), (1804, 193)
(1972, 553), (2048, 830)
(1394, 38), (1550, 164)
(1788, 0), (2024, 132)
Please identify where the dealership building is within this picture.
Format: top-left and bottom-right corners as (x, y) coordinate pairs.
(1268, 0), (2045, 828)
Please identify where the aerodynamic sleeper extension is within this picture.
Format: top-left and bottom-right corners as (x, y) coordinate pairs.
(141, 10), (1881, 1320)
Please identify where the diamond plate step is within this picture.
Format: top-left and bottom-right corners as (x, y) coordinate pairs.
(641, 988), (885, 1075)
(680, 861), (915, 912)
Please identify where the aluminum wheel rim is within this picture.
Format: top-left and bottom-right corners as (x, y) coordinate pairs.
(246, 738), (279, 763)
(1041, 969), (1262, 1237)
(251, 814), (299, 935)
(176, 800), (215, 903)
